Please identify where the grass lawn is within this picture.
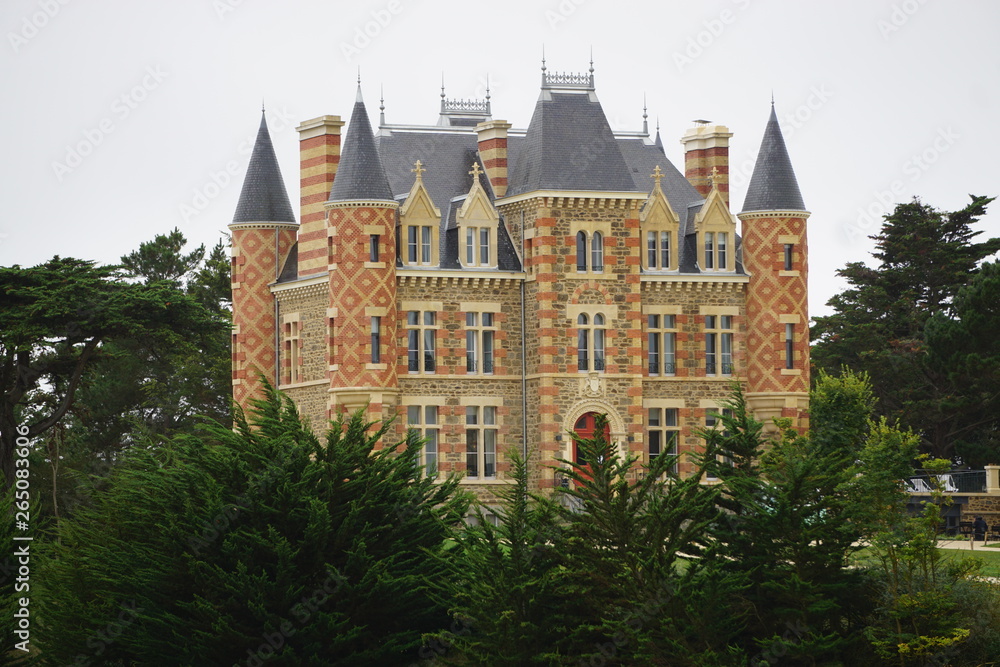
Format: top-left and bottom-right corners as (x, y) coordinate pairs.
(852, 546), (1000, 579)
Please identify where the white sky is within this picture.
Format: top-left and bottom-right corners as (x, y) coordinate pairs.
(2, 0), (998, 317)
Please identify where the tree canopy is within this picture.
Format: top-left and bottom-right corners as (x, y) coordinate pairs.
(811, 195), (1000, 463)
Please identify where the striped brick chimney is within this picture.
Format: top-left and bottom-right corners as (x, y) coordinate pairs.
(476, 120), (511, 198)
(296, 115), (344, 276)
(680, 123), (732, 206)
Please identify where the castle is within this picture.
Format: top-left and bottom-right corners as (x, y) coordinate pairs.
(228, 62), (810, 500)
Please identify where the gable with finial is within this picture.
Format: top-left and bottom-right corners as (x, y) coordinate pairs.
(693, 167), (738, 272)
(457, 161), (499, 268)
(640, 166), (681, 271)
(399, 160), (441, 266)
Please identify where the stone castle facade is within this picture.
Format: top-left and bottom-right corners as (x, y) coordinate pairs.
(229, 63), (811, 501)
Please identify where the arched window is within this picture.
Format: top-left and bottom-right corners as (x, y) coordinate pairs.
(575, 231), (604, 273)
(577, 313), (606, 372)
(591, 232), (603, 272)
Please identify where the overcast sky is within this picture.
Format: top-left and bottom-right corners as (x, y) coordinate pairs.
(3, 0), (998, 317)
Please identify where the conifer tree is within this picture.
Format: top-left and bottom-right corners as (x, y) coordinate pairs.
(36, 383), (469, 666)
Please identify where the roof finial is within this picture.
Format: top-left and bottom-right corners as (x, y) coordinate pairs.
(441, 73), (446, 99)
(412, 159), (425, 182)
(589, 46), (594, 74)
(541, 45), (546, 72)
(656, 116), (660, 133)
(709, 166), (720, 189)
(485, 73), (491, 101)
(642, 93), (648, 135)
(771, 90), (775, 106)
(469, 162), (483, 179)
(651, 165), (664, 188)
(357, 67), (361, 86)
(379, 85), (385, 126)
(261, 97), (265, 114)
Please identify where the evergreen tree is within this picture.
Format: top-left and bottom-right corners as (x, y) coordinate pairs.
(36, 383), (469, 666)
(811, 195), (1000, 461)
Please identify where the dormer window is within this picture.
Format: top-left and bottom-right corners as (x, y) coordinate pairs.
(456, 163), (499, 269)
(399, 159), (440, 267)
(693, 181), (737, 273)
(640, 166), (680, 272)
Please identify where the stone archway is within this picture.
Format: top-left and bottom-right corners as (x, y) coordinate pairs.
(561, 398), (626, 464)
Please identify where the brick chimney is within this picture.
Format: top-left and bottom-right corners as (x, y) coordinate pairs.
(296, 115), (344, 276)
(476, 120), (511, 198)
(680, 123), (732, 206)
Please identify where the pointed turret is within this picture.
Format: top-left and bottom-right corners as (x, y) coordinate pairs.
(229, 111), (299, 411)
(233, 112), (296, 223)
(328, 86), (393, 202)
(741, 105), (805, 213)
(737, 103), (811, 433)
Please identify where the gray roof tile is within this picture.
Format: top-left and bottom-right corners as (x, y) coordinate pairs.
(328, 88), (394, 202)
(741, 105), (806, 212)
(232, 112), (296, 223)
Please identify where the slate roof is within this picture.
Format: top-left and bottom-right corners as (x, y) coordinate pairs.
(741, 105), (806, 212)
(232, 112), (296, 224)
(328, 87), (394, 203)
(506, 90), (638, 196)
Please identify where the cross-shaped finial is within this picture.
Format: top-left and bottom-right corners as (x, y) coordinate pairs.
(650, 165), (664, 187)
(411, 159), (426, 180)
(709, 166), (720, 187)
(469, 162), (483, 179)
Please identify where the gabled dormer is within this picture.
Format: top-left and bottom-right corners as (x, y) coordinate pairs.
(639, 165), (681, 272)
(456, 162), (499, 269)
(398, 160), (441, 267)
(693, 169), (738, 272)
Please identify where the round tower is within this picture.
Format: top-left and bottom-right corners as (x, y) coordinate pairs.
(736, 104), (810, 431)
(324, 85), (399, 422)
(229, 111), (298, 411)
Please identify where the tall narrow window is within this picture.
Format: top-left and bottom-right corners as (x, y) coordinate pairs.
(591, 232), (604, 272)
(406, 311), (436, 373)
(370, 316), (381, 364)
(421, 226), (432, 264)
(465, 406), (497, 478)
(577, 313), (606, 372)
(576, 231), (587, 272)
(648, 407), (679, 473)
(369, 235), (380, 262)
(407, 227), (418, 263)
(704, 232), (715, 270)
(464, 227), (492, 267)
(466, 312), (496, 374)
(783, 243), (794, 271)
(717, 233), (727, 269)
(647, 314), (677, 375)
(785, 323), (795, 369)
(705, 315), (734, 376)
(479, 228), (490, 265)
(466, 228), (475, 265)
(284, 320), (301, 384)
(407, 405), (439, 476)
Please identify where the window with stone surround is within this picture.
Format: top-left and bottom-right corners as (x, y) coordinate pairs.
(465, 405), (497, 479)
(647, 314), (677, 376)
(785, 323), (795, 370)
(282, 317), (301, 385)
(406, 310), (436, 373)
(465, 311), (496, 374)
(464, 226), (492, 268)
(405, 224), (434, 265)
(704, 315), (733, 376)
(647, 407), (679, 473)
(783, 243), (794, 271)
(704, 231), (729, 271)
(370, 316), (381, 364)
(577, 313), (606, 372)
(406, 404), (439, 476)
(575, 231), (604, 273)
(645, 230), (672, 271)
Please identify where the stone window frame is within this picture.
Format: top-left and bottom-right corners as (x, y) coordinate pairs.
(643, 305), (682, 377)
(644, 401), (681, 474)
(405, 310), (438, 374)
(461, 301), (501, 375)
(460, 396), (503, 482)
(700, 306), (738, 377)
(281, 312), (302, 385)
(402, 395), (445, 478)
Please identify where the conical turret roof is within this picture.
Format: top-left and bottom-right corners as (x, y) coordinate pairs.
(741, 105), (806, 213)
(328, 86), (393, 202)
(232, 112), (296, 223)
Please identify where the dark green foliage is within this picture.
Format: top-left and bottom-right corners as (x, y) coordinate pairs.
(811, 195), (1000, 462)
(35, 383), (470, 666)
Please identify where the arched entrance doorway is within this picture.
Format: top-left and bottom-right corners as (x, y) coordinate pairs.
(572, 412), (612, 465)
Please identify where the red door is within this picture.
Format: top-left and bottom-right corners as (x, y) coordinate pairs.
(573, 412), (612, 466)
